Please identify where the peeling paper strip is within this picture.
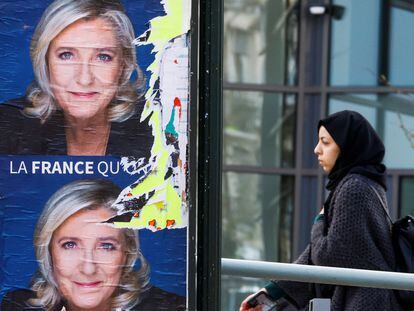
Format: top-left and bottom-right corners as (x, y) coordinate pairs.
(114, 0), (191, 231)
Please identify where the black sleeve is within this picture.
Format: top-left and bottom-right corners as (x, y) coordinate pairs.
(136, 286), (186, 311)
(0, 101), (33, 155)
(1, 289), (39, 311)
(275, 245), (315, 309)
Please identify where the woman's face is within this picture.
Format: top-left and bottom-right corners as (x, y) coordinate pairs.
(51, 208), (126, 310)
(314, 126), (340, 173)
(48, 18), (123, 121)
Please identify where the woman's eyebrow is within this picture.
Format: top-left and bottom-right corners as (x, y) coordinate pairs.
(53, 45), (119, 51)
(54, 47), (77, 52)
(56, 236), (80, 243)
(95, 47), (119, 53)
(97, 236), (121, 243)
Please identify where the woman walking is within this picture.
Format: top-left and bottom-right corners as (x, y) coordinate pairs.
(240, 110), (404, 311)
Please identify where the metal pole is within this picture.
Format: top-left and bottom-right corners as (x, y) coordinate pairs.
(222, 258), (414, 291)
(198, 0), (223, 310)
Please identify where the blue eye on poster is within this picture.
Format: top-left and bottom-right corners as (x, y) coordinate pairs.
(0, 0), (191, 310)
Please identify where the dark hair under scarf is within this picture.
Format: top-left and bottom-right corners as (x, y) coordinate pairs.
(318, 110), (387, 233)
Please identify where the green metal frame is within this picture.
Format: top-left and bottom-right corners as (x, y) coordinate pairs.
(197, 0), (223, 310)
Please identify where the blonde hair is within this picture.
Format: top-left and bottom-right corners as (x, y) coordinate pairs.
(26, 0), (144, 123)
(29, 179), (150, 311)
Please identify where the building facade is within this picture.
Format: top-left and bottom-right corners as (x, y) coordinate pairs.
(221, 0), (414, 309)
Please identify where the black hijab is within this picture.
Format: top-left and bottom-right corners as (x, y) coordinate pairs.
(318, 111), (387, 231)
(318, 110), (387, 191)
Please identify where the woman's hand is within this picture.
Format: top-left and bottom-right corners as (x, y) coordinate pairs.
(239, 288), (268, 311)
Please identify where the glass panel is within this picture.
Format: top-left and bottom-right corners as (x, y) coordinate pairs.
(223, 0), (299, 85)
(400, 177), (414, 217)
(330, 0), (381, 86)
(302, 96), (322, 169)
(386, 175), (395, 218)
(223, 91), (296, 167)
(389, 4), (414, 85)
(222, 172), (294, 262)
(329, 93), (414, 169)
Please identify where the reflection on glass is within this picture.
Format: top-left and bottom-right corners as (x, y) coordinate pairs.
(302, 96), (323, 169)
(222, 172), (294, 263)
(330, 0), (380, 85)
(223, 0), (298, 85)
(223, 91), (296, 167)
(329, 93), (414, 168)
(400, 178), (414, 217)
(389, 5), (414, 85)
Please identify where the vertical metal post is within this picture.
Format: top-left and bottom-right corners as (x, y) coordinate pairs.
(293, 0), (308, 258)
(198, 0), (223, 310)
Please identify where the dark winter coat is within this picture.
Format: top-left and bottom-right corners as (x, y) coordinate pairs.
(276, 173), (404, 311)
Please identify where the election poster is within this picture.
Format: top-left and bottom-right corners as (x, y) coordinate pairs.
(0, 0), (192, 310)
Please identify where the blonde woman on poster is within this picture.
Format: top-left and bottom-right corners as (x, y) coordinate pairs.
(0, 0), (153, 156)
(1, 179), (185, 310)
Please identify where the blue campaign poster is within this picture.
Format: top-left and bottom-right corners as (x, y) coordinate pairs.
(0, 0), (192, 309)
